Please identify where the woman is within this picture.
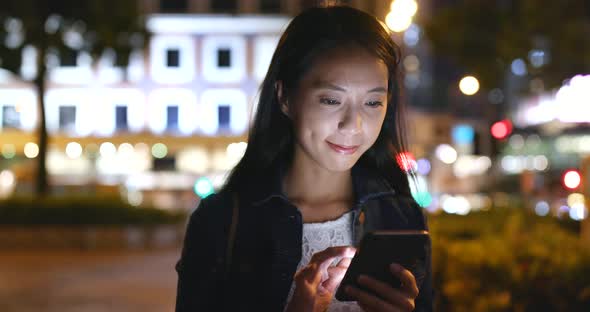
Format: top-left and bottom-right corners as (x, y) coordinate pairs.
(176, 6), (434, 312)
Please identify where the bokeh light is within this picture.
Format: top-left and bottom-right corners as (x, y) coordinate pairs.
(451, 124), (475, 144)
(441, 195), (471, 215)
(1, 144), (16, 159)
(459, 76), (479, 95)
(403, 24), (420, 46)
(409, 174), (431, 207)
(65, 142), (83, 159)
(24, 142), (39, 158)
(396, 152), (417, 172)
(509, 134), (524, 149)
(567, 193), (585, 207)
(416, 158), (431, 175)
(385, 11), (412, 32)
(134, 143), (149, 154)
(534, 201), (550, 216)
(390, 0), (418, 17)
(118, 143), (135, 156)
(194, 177), (214, 198)
(533, 155), (549, 171)
(491, 120), (513, 140)
(100, 142), (117, 157)
(151, 143), (168, 159)
(453, 155), (492, 177)
(127, 190), (143, 206)
(569, 203), (587, 221)
(403, 55), (420, 72)
(511, 58), (527, 76)
(435, 144), (457, 164)
(0, 170), (15, 188)
(563, 170), (581, 190)
(226, 142), (247, 160)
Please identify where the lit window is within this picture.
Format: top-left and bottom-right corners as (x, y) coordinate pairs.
(166, 105), (179, 131)
(1, 106), (20, 129)
(166, 49), (180, 67)
(150, 36), (195, 84)
(201, 36), (246, 83)
(217, 49), (231, 68)
(199, 89), (248, 135)
(147, 88), (197, 135)
(115, 106), (128, 131)
(58, 106), (76, 132)
(218, 105), (231, 130)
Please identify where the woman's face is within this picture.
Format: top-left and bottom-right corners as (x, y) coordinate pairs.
(282, 46), (389, 172)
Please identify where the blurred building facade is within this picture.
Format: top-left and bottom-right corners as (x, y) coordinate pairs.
(0, 0), (398, 209)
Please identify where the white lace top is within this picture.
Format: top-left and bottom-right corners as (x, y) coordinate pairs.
(285, 210), (362, 311)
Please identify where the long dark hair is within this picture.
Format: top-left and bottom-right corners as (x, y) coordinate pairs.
(222, 6), (413, 198)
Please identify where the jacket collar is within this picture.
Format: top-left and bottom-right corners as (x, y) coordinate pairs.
(244, 160), (397, 208)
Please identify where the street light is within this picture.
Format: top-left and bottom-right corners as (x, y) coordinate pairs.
(563, 170), (582, 190)
(459, 75), (480, 95)
(386, 0), (418, 33)
(390, 0), (418, 17)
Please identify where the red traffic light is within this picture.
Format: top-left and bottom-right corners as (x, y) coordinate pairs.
(562, 169), (581, 190)
(491, 119), (513, 140)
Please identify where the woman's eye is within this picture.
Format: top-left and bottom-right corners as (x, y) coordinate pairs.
(366, 101), (383, 107)
(320, 98), (340, 105)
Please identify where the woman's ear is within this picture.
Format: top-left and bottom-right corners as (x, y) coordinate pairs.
(275, 81), (289, 117)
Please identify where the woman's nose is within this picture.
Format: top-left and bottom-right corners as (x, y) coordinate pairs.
(338, 108), (362, 135)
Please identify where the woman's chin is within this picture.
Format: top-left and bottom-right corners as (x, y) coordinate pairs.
(319, 156), (359, 172)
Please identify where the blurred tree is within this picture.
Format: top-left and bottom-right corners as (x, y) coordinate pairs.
(0, 0), (148, 197)
(424, 0), (590, 91)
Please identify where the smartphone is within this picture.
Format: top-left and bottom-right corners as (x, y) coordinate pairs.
(335, 230), (430, 301)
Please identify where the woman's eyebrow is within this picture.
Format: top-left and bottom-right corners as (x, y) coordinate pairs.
(312, 81), (387, 93)
(367, 86), (387, 93)
(312, 81), (347, 91)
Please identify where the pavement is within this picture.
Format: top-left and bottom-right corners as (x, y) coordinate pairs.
(0, 248), (181, 312)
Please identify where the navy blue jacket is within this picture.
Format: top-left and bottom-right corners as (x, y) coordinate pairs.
(175, 163), (434, 311)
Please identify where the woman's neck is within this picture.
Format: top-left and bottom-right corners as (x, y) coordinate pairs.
(282, 149), (354, 207)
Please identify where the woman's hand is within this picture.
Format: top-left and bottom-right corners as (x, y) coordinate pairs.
(285, 246), (356, 312)
(344, 263), (419, 312)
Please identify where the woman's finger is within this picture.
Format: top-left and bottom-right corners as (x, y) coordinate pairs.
(322, 266), (348, 291)
(390, 263), (419, 299)
(294, 247), (355, 292)
(320, 256), (354, 291)
(294, 262), (323, 286)
(357, 275), (415, 311)
(327, 265), (348, 277)
(336, 256), (352, 268)
(309, 246), (356, 273)
(310, 246), (356, 266)
(345, 286), (401, 312)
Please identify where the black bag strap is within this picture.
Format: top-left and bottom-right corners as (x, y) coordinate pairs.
(224, 193), (239, 280)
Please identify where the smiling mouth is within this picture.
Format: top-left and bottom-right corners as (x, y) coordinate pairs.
(326, 141), (360, 154)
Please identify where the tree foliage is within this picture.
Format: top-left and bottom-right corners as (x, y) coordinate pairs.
(0, 0), (148, 196)
(423, 0), (590, 90)
(0, 0), (147, 73)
